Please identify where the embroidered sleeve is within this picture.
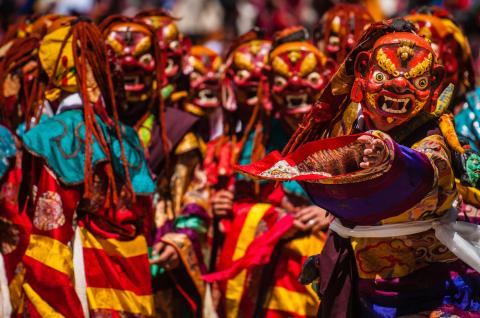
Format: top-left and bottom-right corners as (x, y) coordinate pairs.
(411, 134), (457, 213)
(238, 130), (396, 184)
(22, 161), (84, 317)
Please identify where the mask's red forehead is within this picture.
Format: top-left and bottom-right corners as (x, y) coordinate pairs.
(106, 23), (152, 56)
(275, 49), (321, 73)
(234, 40), (271, 68)
(270, 42), (325, 77)
(190, 46), (222, 73)
(373, 45), (432, 72)
(372, 32), (435, 76)
(373, 32), (432, 51)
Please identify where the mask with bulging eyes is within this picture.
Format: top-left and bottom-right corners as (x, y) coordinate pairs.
(105, 22), (155, 104)
(225, 39), (271, 109)
(353, 32), (444, 132)
(186, 46), (223, 109)
(139, 15), (184, 87)
(313, 3), (373, 67)
(268, 40), (330, 128)
(406, 11), (474, 103)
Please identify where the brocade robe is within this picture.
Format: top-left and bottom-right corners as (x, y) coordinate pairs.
(20, 105), (156, 317)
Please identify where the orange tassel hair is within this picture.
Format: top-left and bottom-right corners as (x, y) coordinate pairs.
(99, 15), (171, 168)
(46, 18), (134, 206)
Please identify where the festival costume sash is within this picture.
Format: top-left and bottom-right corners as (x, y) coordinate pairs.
(203, 203), (293, 318)
(330, 208), (480, 273)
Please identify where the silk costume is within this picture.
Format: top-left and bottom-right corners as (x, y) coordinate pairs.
(203, 27), (332, 318)
(102, 14), (209, 317)
(19, 19), (156, 317)
(238, 20), (480, 317)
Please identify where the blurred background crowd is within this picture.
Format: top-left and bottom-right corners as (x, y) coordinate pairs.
(1, 0), (480, 79)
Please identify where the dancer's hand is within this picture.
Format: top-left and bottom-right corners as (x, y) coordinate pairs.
(212, 189), (234, 218)
(284, 205), (333, 238)
(358, 135), (386, 169)
(150, 241), (180, 270)
(295, 205), (333, 232)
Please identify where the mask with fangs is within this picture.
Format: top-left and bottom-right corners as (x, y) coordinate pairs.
(223, 28), (271, 124)
(136, 10), (186, 91)
(406, 6), (475, 109)
(313, 3), (373, 68)
(102, 17), (157, 126)
(268, 26), (332, 130)
(354, 31), (444, 132)
(185, 45), (222, 114)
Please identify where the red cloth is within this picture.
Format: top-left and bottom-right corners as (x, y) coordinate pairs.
(1, 163), (31, 281)
(203, 212), (294, 282)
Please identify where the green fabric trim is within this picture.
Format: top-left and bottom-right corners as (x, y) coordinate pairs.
(149, 247), (166, 278)
(22, 109), (155, 194)
(174, 216), (208, 234)
(137, 114), (155, 147)
(161, 84), (174, 99)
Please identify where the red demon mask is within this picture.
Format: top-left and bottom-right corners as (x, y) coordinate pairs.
(353, 32), (444, 131)
(224, 37), (271, 112)
(137, 11), (185, 87)
(186, 45), (222, 110)
(314, 4), (373, 67)
(104, 22), (155, 103)
(269, 27), (331, 128)
(406, 8), (475, 104)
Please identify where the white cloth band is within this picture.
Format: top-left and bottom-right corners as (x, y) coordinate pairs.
(73, 227), (89, 318)
(0, 253), (12, 317)
(329, 208), (480, 273)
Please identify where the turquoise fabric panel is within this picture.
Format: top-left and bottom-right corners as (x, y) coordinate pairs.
(0, 125), (16, 179)
(22, 109), (155, 194)
(237, 118), (308, 199)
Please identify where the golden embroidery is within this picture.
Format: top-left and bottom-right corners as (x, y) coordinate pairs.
(405, 53), (433, 79)
(33, 191), (65, 231)
(376, 48), (399, 77)
(352, 230), (457, 279)
(396, 39), (415, 61)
